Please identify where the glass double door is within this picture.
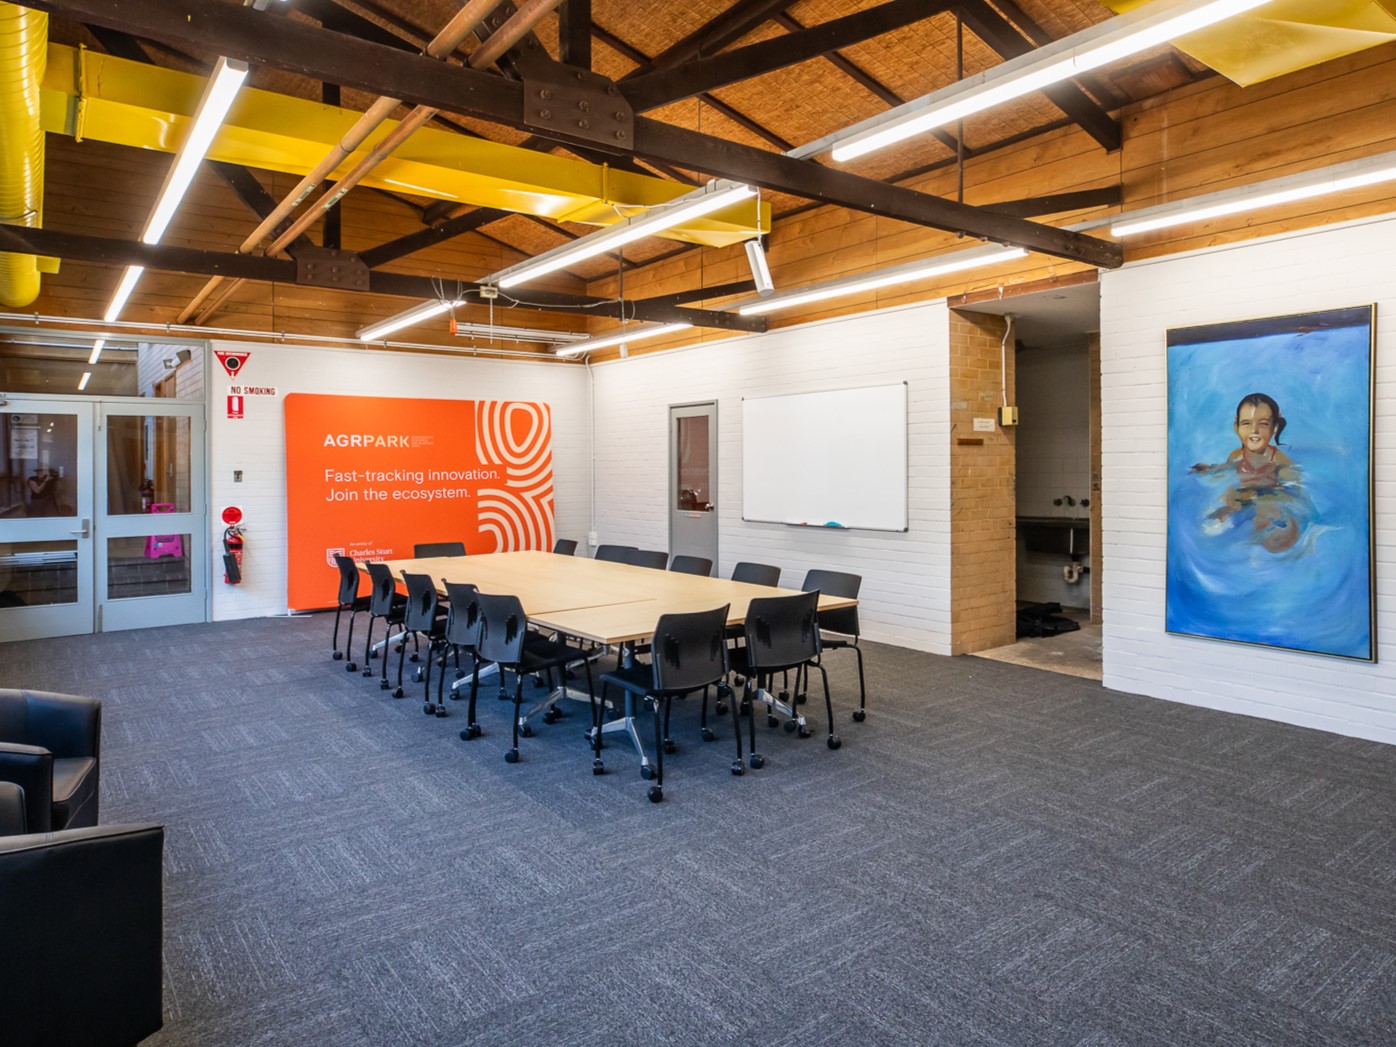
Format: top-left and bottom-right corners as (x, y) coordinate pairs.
(0, 398), (207, 640)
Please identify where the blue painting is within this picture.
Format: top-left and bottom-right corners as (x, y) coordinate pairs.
(1166, 306), (1374, 660)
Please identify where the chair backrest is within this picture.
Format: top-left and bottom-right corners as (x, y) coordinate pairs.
(802, 569), (861, 637)
(413, 541), (466, 558)
(442, 581), (482, 649)
(742, 590), (821, 672)
(669, 554), (713, 577)
(401, 572), (439, 631)
(475, 592), (530, 666)
(628, 549), (670, 570)
(594, 544), (636, 563)
(365, 562), (398, 616)
(552, 539), (578, 556)
(649, 604), (730, 694)
(731, 561), (781, 588)
(334, 555), (361, 606)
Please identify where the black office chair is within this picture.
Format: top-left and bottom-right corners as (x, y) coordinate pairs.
(594, 544), (636, 563)
(331, 555), (371, 670)
(473, 593), (597, 765)
(669, 554), (713, 577)
(397, 572), (449, 711)
(628, 549), (670, 570)
(0, 689), (101, 833)
(731, 561), (781, 587)
(440, 582), (483, 736)
(726, 590), (839, 770)
(597, 605), (734, 802)
(552, 539), (578, 556)
(413, 541), (466, 557)
(803, 569), (866, 722)
(361, 562), (409, 686)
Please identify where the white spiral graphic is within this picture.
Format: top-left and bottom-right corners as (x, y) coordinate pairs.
(475, 400), (554, 552)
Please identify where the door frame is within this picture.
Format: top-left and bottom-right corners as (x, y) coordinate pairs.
(668, 400), (719, 570)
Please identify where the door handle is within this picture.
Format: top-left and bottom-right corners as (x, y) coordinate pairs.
(68, 517), (90, 539)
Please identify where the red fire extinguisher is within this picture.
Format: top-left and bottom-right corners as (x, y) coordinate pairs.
(223, 525), (244, 584)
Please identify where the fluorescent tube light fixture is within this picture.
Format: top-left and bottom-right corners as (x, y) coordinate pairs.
(491, 181), (757, 290)
(87, 339), (105, 365)
(1108, 151), (1396, 236)
(737, 244), (1027, 316)
(449, 320), (588, 345)
(104, 266), (146, 322)
(744, 239), (775, 297)
(143, 57), (249, 245)
(77, 371), (92, 391)
(825, 0), (1272, 163)
(556, 323), (692, 357)
(357, 298), (462, 341)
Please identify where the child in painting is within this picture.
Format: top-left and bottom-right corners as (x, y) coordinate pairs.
(1191, 392), (1302, 552)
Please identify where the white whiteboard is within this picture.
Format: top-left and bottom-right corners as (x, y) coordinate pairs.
(742, 383), (907, 531)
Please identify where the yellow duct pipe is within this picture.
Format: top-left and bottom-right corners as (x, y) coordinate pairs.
(0, 4), (47, 308)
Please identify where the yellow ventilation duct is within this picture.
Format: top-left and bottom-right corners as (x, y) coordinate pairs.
(1105, 0), (1396, 86)
(0, 3), (48, 308)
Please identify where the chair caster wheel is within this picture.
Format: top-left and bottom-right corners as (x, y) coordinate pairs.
(378, 678), (388, 689)
(730, 761), (744, 776)
(459, 724), (480, 740)
(520, 722), (534, 738)
(647, 786), (663, 803)
(542, 710), (560, 725)
(715, 701), (728, 716)
(593, 760), (605, 775)
(749, 753), (765, 769)
(504, 750), (519, 763)
(435, 707), (448, 718)
(363, 669), (374, 678)
(663, 740), (677, 754)
(784, 719), (798, 733)
(423, 703), (434, 715)
(795, 692), (807, 705)
(409, 653), (419, 662)
(828, 736), (842, 750)
(797, 725), (812, 739)
(332, 651), (343, 661)
(767, 715), (779, 729)
(346, 662), (357, 673)
(392, 687), (404, 699)
(455, 669), (466, 680)
(701, 728), (716, 742)
(412, 669), (424, 683)
(641, 765), (654, 781)
(853, 709), (866, 722)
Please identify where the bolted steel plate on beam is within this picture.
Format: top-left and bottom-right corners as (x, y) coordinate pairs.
(295, 247), (370, 291)
(523, 68), (634, 153)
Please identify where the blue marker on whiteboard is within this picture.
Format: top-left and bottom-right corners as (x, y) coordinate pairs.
(825, 521), (844, 528)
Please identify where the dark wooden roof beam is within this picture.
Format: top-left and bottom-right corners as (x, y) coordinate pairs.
(619, 0), (801, 80)
(558, 0), (591, 69)
(621, 0), (953, 112)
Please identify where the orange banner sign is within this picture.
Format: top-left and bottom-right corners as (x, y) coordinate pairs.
(284, 394), (554, 609)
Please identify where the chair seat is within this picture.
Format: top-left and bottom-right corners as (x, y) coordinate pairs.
(598, 662), (653, 696)
(819, 633), (855, 649)
(346, 595), (372, 611)
(517, 635), (589, 672)
(51, 756), (99, 831)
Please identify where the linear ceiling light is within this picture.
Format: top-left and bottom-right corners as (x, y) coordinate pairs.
(87, 338), (106, 365)
(104, 56), (249, 323)
(825, 0), (1273, 163)
(77, 371), (92, 391)
(737, 244), (1027, 316)
(744, 239), (775, 297)
(356, 298), (462, 341)
(491, 181), (757, 290)
(555, 323), (692, 357)
(1107, 150), (1396, 236)
(449, 320), (589, 345)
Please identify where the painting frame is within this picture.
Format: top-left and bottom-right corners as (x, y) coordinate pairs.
(1165, 304), (1376, 662)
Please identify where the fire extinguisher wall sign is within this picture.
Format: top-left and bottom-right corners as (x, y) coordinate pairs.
(223, 525), (244, 584)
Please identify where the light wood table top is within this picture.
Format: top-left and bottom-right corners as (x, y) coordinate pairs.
(376, 551), (855, 645)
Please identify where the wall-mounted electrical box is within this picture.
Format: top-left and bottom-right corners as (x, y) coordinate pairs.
(998, 405), (1019, 426)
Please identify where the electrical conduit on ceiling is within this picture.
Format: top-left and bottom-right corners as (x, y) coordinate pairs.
(0, 3), (47, 308)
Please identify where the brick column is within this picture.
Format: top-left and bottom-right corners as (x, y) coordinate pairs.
(948, 310), (1017, 654)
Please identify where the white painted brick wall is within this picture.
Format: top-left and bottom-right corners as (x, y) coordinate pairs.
(207, 341), (590, 621)
(590, 301), (952, 654)
(1100, 214), (1396, 744)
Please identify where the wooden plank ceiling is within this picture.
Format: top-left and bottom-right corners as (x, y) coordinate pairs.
(10, 0), (1217, 357)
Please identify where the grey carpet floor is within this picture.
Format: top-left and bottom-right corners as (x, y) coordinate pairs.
(3, 616), (1395, 1046)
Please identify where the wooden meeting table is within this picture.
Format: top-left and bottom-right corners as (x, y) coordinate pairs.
(375, 551), (858, 771)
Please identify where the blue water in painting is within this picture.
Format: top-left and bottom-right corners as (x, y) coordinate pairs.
(1166, 323), (1371, 659)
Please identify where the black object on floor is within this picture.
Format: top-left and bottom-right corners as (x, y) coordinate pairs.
(1016, 601), (1082, 638)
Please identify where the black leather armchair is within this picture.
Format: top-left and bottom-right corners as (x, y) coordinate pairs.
(0, 782), (165, 1047)
(0, 688), (101, 833)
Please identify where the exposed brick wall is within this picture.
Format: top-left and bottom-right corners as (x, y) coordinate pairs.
(948, 311), (1016, 654)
